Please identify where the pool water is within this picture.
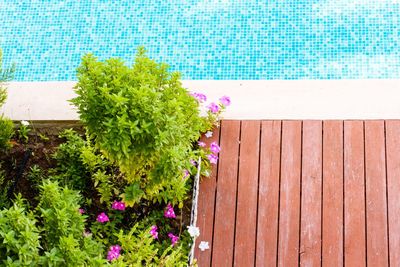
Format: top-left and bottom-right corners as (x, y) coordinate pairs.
(1, 0), (400, 81)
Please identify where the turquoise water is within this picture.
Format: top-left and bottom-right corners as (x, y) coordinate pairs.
(1, 1), (400, 81)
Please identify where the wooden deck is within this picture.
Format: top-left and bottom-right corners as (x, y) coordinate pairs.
(194, 120), (400, 267)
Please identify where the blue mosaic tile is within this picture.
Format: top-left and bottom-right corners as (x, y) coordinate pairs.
(1, 0), (400, 81)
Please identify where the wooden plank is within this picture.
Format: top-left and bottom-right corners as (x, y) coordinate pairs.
(364, 121), (389, 266)
(322, 121), (343, 266)
(256, 120), (282, 267)
(194, 127), (220, 265)
(386, 120), (400, 266)
(278, 121), (302, 267)
(300, 121), (322, 266)
(234, 120), (261, 266)
(344, 121), (366, 266)
(211, 120), (241, 267)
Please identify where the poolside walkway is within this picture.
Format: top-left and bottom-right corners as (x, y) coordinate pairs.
(194, 120), (400, 267)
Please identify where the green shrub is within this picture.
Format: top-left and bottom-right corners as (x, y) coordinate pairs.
(110, 224), (189, 266)
(0, 196), (41, 265)
(0, 163), (12, 209)
(52, 129), (122, 205)
(72, 47), (216, 206)
(51, 129), (89, 190)
(0, 181), (107, 266)
(0, 116), (14, 150)
(0, 49), (15, 151)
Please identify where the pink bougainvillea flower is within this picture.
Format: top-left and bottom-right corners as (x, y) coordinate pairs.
(111, 201), (126, 211)
(107, 245), (121, 261)
(197, 141), (206, 147)
(210, 142), (221, 154)
(207, 102), (219, 113)
(164, 204), (176, 218)
(78, 208), (85, 214)
(207, 154), (218, 164)
(219, 95), (231, 107)
(150, 225), (158, 239)
(97, 212), (109, 223)
(190, 92), (207, 103)
(183, 169), (190, 179)
(168, 232), (179, 246)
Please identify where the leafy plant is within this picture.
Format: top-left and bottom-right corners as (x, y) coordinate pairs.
(0, 116), (14, 150)
(0, 196), (41, 265)
(27, 164), (45, 188)
(110, 224), (189, 266)
(17, 121), (31, 143)
(0, 163), (12, 209)
(0, 181), (107, 266)
(72, 47), (217, 206)
(0, 49), (15, 151)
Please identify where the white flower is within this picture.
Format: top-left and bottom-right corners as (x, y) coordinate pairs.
(21, 120), (29, 126)
(198, 241), (210, 251)
(187, 226), (200, 238)
(205, 131), (213, 138)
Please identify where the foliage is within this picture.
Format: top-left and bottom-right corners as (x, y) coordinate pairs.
(37, 180), (106, 266)
(0, 196), (41, 265)
(0, 49), (15, 151)
(27, 165), (45, 189)
(51, 129), (88, 190)
(0, 116), (14, 151)
(110, 224), (189, 266)
(0, 163), (12, 209)
(17, 122), (30, 143)
(72, 47), (217, 206)
(52, 129), (122, 205)
(0, 182), (107, 266)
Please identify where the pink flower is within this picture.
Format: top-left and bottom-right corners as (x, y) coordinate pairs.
(198, 141), (206, 147)
(210, 142), (221, 154)
(97, 212), (109, 223)
(168, 233), (179, 246)
(190, 159), (197, 166)
(111, 201), (126, 211)
(150, 225), (158, 239)
(183, 169), (190, 179)
(207, 102), (219, 113)
(107, 245), (121, 261)
(190, 92), (207, 103)
(164, 204), (176, 218)
(78, 208), (85, 214)
(207, 154), (218, 164)
(219, 95), (231, 106)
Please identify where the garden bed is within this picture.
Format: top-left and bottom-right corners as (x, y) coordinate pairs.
(0, 48), (228, 265)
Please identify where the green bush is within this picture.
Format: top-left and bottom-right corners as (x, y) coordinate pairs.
(0, 181), (107, 266)
(72, 47), (216, 206)
(0, 49), (15, 151)
(0, 196), (41, 265)
(52, 129), (122, 205)
(0, 116), (14, 150)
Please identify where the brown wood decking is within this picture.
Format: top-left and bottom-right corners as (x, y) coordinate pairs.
(194, 120), (400, 267)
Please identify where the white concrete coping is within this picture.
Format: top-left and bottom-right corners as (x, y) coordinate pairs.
(1, 79), (400, 120)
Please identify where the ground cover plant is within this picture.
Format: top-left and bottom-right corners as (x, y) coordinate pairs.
(0, 48), (230, 265)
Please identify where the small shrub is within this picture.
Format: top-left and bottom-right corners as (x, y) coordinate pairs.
(72, 47), (217, 206)
(0, 181), (107, 266)
(0, 116), (14, 150)
(0, 196), (41, 265)
(0, 49), (15, 151)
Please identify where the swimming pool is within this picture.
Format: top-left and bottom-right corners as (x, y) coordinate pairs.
(1, 1), (400, 81)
